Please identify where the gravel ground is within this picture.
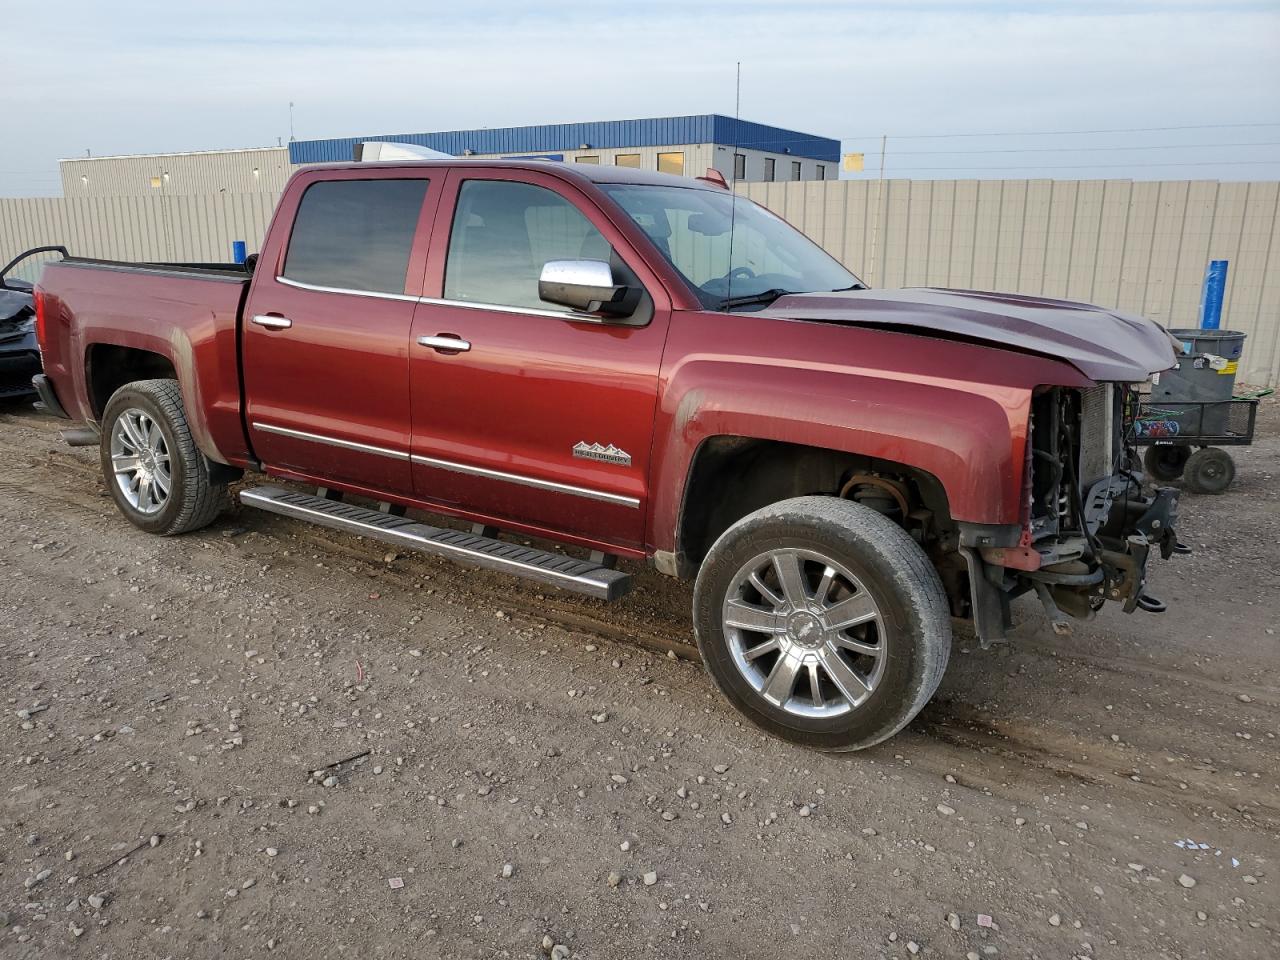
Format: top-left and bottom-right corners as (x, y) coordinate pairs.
(0, 397), (1276, 960)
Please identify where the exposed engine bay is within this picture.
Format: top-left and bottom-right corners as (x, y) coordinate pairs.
(967, 383), (1185, 644)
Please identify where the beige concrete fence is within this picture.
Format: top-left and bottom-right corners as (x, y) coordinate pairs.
(3, 179), (1278, 385)
(0, 193), (278, 279)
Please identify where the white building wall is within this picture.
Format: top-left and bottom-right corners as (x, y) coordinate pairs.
(55, 142), (832, 197)
(59, 147), (292, 198)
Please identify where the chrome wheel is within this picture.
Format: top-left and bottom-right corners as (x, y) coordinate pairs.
(722, 548), (886, 719)
(110, 407), (172, 515)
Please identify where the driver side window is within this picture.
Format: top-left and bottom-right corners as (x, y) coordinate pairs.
(444, 180), (611, 311)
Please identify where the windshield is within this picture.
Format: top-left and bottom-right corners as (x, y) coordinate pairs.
(599, 183), (861, 310)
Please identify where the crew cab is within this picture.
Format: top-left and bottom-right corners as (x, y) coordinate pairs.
(31, 155), (1182, 750)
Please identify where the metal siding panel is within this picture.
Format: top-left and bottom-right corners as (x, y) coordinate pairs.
(971, 180), (1003, 291)
(923, 181), (954, 289)
(1242, 183), (1280, 384)
(1066, 181), (1105, 302)
(1211, 182), (1250, 334)
(1091, 180), (1131, 308)
(947, 181), (979, 289)
(1042, 180), (1078, 300)
(1144, 180), (1189, 324)
(904, 180), (933, 288)
(1170, 181), (1219, 326)
(1115, 181), (1157, 316)
(993, 180), (1027, 294)
(1225, 183), (1275, 365)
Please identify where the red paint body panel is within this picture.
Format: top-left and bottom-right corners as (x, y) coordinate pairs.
(37, 158), (1155, 569)
(239, 167), (441, 495)
(35, 261), (250, 464)
(406, 167), (674, 548)
(648, 312), (1089, 550)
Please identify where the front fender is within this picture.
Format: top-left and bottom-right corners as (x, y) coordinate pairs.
(646, 314), (1092, 556)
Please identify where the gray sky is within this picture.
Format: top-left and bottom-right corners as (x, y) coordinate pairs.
(6, 0), (1279, 196)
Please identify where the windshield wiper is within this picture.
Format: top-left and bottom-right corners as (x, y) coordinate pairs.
(717, 288), (796, 310)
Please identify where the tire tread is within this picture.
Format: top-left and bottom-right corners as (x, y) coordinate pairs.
(694, 496), (952, 752)
(102, 379), (225, 535)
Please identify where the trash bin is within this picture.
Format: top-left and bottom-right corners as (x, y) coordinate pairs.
(1153, 329), (1247, 433)
(1156, 329), (1246, 400)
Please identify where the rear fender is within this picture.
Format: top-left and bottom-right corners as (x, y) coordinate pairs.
(81, 326), (227, 464)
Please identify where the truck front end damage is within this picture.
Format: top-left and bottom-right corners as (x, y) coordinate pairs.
(962, 383), (1184, 645)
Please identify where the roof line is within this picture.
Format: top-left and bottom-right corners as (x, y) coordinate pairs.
(60, 146), (288, 163)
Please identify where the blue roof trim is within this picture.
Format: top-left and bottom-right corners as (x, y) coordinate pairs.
(712, 117), (839, 163)
(289, 115), (838, 165)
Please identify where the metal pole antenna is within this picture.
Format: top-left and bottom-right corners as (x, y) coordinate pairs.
(868, 134), (887, 287)
(726, 62), (743, 307)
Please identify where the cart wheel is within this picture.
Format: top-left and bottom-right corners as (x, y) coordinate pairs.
(1144, 445), (1191, 481)
(1184, 447), (1235, 495)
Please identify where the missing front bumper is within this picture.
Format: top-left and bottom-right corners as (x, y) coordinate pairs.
(960, 485), (1184, 646)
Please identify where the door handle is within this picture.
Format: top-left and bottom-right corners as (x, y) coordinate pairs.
(418, 334), (471, 353)
(251, 314), (292, 330)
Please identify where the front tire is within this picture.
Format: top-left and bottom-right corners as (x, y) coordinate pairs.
(693, 497), (951, 752)
(100, 379), (226, 535)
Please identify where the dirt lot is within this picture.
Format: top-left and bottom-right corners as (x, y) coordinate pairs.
(0, 398), (1276, 960)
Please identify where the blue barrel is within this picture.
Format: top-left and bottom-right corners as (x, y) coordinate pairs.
(232, 240), (247, 264)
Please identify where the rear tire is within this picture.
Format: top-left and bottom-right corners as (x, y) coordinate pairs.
(100, 379), (226, 535)
(692, 496), (951, 752)
(1183, 447), (1235, 495)
(1144, 445), (1190, 481)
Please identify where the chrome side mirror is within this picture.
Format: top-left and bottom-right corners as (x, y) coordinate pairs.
(538, 259), (629, 315)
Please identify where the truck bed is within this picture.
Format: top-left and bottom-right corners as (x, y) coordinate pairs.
(37, 256), (252, 465)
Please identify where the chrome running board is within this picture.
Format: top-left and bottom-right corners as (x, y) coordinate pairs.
(239, 485), (632, 601)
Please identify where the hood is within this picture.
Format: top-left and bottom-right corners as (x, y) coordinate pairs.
(759, 287), (1177, 383)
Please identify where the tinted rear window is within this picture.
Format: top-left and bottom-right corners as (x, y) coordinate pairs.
(283, 179), (428, 294)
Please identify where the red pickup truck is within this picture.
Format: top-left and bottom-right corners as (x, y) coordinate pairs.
(32, 157), (1181, 751)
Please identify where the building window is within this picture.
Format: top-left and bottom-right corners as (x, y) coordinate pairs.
(575, 155), (600, 164)
(763, 158), (775, 181)
(733, 153), (746, 181)
(284, 178), (429, 294)
(444, 180), (612, 312)
(816, 164), (826, 180)
(657, 152), (684, 176)
(791, 161), (802, 181)
(615, 154), (641, 168)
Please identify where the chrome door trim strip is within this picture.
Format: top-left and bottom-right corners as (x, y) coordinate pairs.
(252, 421), (410, 460)
(417, 296), (594, 322)
(275, 276), (591, 320)
(251, 422), (640, 508)
(410, 453), (640, 508)
(276, 275), (421, 302)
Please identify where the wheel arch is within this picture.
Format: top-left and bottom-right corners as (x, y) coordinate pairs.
(83, 341), (232, 469)
(85, 343), (177, 418)
(668, 435), (957, 578)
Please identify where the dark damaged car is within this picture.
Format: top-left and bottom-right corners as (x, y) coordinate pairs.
(1, 247), (65, 401)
